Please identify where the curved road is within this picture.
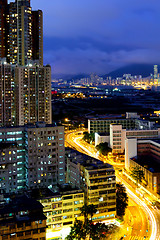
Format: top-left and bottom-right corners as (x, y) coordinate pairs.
(65, 130), (160, 240)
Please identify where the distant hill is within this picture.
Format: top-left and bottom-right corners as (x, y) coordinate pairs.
(52, 64), (155, 80)
(103, 64), (154, 78)
(52, 73), (89, 81)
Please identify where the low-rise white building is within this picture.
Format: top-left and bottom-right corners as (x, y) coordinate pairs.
(125, 138), (160, 194)
(110, 124), (160, 154)
(95, 132), (110, 146)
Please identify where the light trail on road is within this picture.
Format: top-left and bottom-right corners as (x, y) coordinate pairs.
(65, 131), (159, 240)
(126, 187), (157, 240)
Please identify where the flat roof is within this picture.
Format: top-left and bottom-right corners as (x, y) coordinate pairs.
(96, 132), (109, 136)
(131, 155), (160, 173)
(65, 147), (114, 170)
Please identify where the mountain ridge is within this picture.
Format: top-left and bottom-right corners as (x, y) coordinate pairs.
(52, 64), (155, 80)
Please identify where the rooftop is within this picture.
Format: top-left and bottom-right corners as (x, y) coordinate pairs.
(66, 147), (114, 170)
(96, 132), (109, 136)
(131, 155), (160, 173)
(0, 196), (46, 225)
(30, 186), (83, 200)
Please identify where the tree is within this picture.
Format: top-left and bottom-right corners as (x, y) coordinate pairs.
(116, 183), (128, 218)
(90, 222), (110, 240)
(96, 142), (111, 156)
(65, 219), (87, 240)
(80, 204), (97, 222)
(83, 132), (94, 143)
(130, 166), (145, 185)
(65, 204), (109, 240)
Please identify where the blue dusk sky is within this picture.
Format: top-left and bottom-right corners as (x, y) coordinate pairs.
(31, 0), (160, 76)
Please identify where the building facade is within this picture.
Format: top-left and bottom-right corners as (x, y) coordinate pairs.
(0, 61), (52, 127)
(66, 149), (116, 223)
(110, 124), (160, 154)
(125, 138), (160, 193)
(0, 196), (46, 240)
(95, 132), (109, 147)
(32, 10), (43, 66)
(0, 60), (15, 126)
(39, 189), (84, 240)
(0, 0), (8, 59)
(81, 164), (116, 222)
(8, 0), (32, 66)
(0, 123), (65, 193)
(88, 118), (136, 134)
(88, 115), (154, 134)
(0, 0), (43, 66)
(15, 64), (52, 125)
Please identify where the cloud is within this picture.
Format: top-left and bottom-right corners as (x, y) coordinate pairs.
(44, 47), (160, 76)
(31, 0), (160, 75)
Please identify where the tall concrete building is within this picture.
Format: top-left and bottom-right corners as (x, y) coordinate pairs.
(8, 0), (32, 65)
(15, 63), (52, 125)
(0, 0), (43, 66)
(154, 65), (158, 80)
(0, 60), (52, 126)
(0, 59), (15, 126)
(32, 10), (43, 66)
(0, 123), (65, 193)
(0, 0), (8, 59)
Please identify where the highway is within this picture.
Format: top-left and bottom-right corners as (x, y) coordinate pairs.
(65, 130), (160, 240)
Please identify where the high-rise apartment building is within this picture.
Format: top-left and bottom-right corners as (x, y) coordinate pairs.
(32, 10), (43, 66)
(8, 0), (32, 66)
(0, 59), (15, 126)
(154, 65), (158, 80)
(15, 63), (52, 125)
(0, 0), (8, 59)
(0, 0), (43, 66)
(0, 123), (65, 193)
(0, 61), (51, 126)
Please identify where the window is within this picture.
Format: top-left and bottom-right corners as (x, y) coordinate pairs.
(17, 232), (23, 237)
(25, 231), (31, 236)
(33, 229), (39, 234)
(2, 236), (8, 240)
(25, 222), (31, 227)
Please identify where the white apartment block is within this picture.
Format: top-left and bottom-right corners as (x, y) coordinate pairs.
(125, 138), (137, 170)
(95, 123), (160, 154)
(110, 124), (160, 154)
(95, 132), (110, 147)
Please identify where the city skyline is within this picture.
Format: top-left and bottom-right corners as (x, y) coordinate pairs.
(1, 1), (160, 240)
(29, 0), (160, 76)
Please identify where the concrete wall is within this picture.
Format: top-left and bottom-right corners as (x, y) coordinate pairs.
(95, 132), (110, 146)
(125, 138), (137, 170)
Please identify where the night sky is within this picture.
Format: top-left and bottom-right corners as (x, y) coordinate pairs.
(31, 1), (160, 76)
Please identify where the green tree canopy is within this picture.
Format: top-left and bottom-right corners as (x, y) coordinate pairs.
(116, 183), (128, 218)
(80, 204), (97, 222)
(65, 204), (111, 240)
(96, 142), (112, 155)
(130, 166), (145, 185)
(83, 132), (94, 143)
